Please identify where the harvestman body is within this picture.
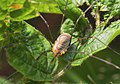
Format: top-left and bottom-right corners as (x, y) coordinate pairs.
(52, 33), (71, 56)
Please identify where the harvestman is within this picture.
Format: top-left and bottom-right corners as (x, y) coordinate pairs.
(38, 0), (120, 83)
(3, 0), (120, 83)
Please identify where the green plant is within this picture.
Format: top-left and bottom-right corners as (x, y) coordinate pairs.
(0, 0), (120, 83)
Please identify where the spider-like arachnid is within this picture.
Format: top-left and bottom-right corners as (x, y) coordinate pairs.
(2, 0), (120, 83)
(34, 0), (120, 83)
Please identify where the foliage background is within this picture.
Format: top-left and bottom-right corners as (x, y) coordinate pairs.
(0, 0), (120, 83)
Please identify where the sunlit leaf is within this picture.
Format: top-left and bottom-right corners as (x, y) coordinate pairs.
(100, 0), (120, 19)
(9, 4), (23, 10)
(61, 18), (74, 34)
(110, 0), (120, 16)
(20, 10), (39, 21)
(0, 24), (6, 49)
(0, 0), (14, 10)
(10, 1), (37, 21)
(8, 0), (26, 12)
(72, 20), (120, 66)
(37, 2), (61, 14)
(72, 0), (90, 6)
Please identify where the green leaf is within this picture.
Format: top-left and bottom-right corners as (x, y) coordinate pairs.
(0, 77), (13, 84)
(100, 0), (120, 18)
(56, 0), (89, 31)
(8, 0), (26, 12)
(72, 20), (120, 66)
(61, 18), (74, 34)
(20, 10), (39, 21)
(63, 44), (77, 61)
(0, 21), (4, 27)
(0, 34), (4, 49)
(60, 18), (79, 41)
(72, 0), (91, 6)
(0, 9), (7, 20)
(37, 1), (61, 14)
(0, 24), (6, 49)
(10, 1), (37, 21)
(0, 0), (14, 10)
(6, 21), (58, 81)
(110, 0), (120, 16)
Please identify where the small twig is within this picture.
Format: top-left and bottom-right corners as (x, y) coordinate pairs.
(87, 75), (96, 84)
(36, 50), (52, 61)
(60, 0), (69, 26)
(72, 36), (93, 45)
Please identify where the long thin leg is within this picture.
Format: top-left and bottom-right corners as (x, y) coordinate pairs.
(0, 71), (18, 84)
(71, 36), (120, 57)
(90, 55), (120, 70)
(94, 36), (120, 56)
(87, 74), (96, 84)
(73, 0), (99, 30)
(36, 50), (52, 61)
(39, 14), (53, 47)
(71, 51), (120, 70)
(52, 61), (71, 83)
